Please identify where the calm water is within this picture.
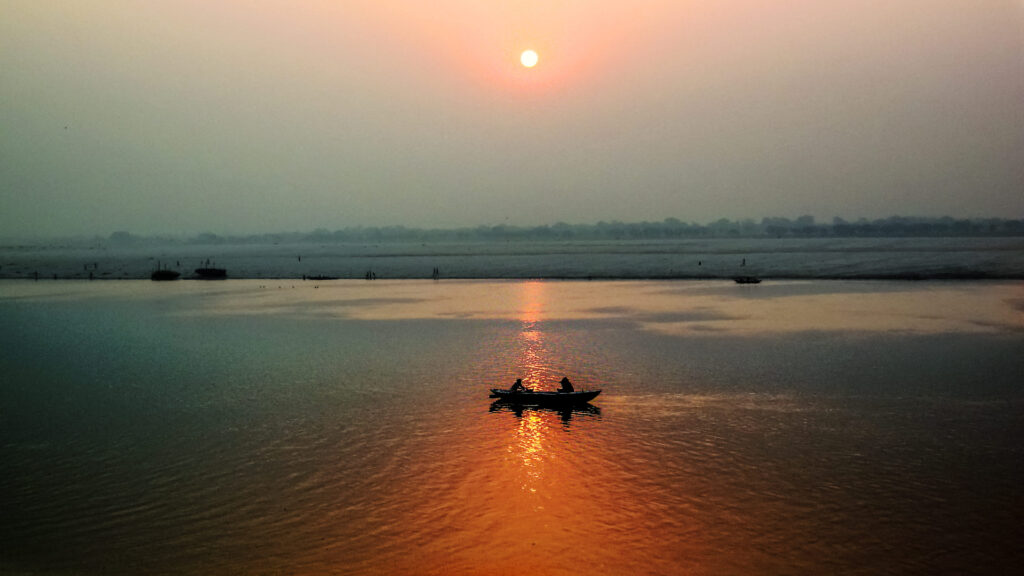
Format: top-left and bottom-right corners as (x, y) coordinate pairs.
(1, 280), (1022, 575)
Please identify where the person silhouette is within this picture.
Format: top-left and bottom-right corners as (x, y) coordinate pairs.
(558, 377), (574, 393)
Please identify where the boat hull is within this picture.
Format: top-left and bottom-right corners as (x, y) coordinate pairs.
(194, 267), (227, 279)
(489, 389), (601, 406)
(151, 270), (181, 281)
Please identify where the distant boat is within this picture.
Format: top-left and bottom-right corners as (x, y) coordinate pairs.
(151, 261), (180, 281)
(489, 388), (601, 406)
(194, 267), (227, 279)
(733, 276), (761, 284)
(151, 269), (180, 281)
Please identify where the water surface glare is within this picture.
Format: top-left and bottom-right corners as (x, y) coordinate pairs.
(1, 280), (1022, 574)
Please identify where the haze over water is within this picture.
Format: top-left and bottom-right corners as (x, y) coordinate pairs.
(3, 1), (1022, 236)
(2, 279), (1022, 574)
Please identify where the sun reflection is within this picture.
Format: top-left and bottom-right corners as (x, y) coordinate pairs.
(512, 411), (546, 492)
(519, 280), (545, 324)
(508, 281), (556, 494)
(489, 279), (606, 506)
(517, 281), (555, 389)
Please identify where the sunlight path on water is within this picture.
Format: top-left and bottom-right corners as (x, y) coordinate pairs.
(1, 279), (1022, 574)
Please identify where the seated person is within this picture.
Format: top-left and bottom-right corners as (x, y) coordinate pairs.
(558, 376), (574, 393)
(510, 378), (526, 392)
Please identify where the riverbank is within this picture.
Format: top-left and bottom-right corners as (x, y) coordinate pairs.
(2, 237), (1024, 281)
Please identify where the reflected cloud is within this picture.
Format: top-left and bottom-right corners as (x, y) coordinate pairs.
(969, 319), (1024, 334)
(634, 281), (1024, 336)
(586, 306), (633, 315)
(686, 324), (728, 332)
(7, 279), (1018, 336)
(586, 307), (742, 324)
(662, 280), (929, 300)
(606, 393), (813, 420)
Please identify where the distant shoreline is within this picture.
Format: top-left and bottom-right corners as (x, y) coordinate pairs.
(3, 273), (1023, 282)
(2, 237), (1023, 282)
(5, 215), (1022, 246)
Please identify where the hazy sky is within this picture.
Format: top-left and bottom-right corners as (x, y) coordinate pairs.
(2, 1), (1022, 236)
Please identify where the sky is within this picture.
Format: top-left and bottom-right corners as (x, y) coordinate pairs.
(2, 1), (1022, 237)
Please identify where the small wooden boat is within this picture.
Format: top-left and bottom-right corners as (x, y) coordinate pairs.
(489, 388), (601, 406)
(733, 276), (761, 284)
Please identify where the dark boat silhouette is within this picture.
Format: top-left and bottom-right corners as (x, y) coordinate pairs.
(151, 261), (180, 281)
(489, 388), (601, 406)
(151, 269), (181, 281)
(733, 276), (761, 284)
(194, 267), (227, 279)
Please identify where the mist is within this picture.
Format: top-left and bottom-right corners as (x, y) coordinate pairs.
(2, 1), (1022, 237)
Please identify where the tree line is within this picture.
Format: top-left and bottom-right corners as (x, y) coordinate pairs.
(105, 215), (1024, 245)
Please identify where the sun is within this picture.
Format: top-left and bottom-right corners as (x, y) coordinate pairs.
(520, 50), (539, 68)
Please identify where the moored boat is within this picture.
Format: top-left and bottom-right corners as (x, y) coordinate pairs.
(733, 276), (761, 284)
(151, 269), (181, 281)
(151, 261), (180, 281)
(489, 388), (601, 406)
(194, 267), (227, 279)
